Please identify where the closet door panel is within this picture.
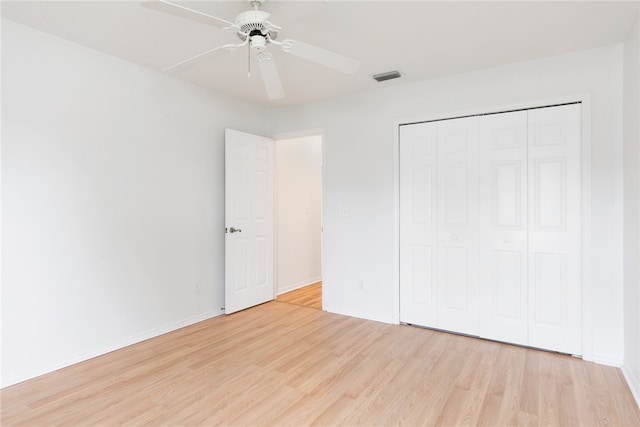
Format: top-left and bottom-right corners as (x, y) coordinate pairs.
(399, 122), (438, 326)
(528, 104), (581, 355)
(479, 111), (528, 345)
(437, 117), (479, 335)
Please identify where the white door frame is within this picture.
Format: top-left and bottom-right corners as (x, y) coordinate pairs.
(271, 128), (326, 310)
(393, 94), (593, 361)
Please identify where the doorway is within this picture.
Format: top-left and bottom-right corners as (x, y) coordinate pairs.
(274, 134), (323, 309)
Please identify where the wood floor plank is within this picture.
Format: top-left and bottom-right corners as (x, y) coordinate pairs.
(2, 300), (640, 426)
(276, 282), (322, 309)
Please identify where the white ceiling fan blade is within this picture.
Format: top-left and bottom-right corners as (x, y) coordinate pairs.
(163, 41), (244, 74)
(280, 40), (360, 75)
(257, 52), (285, 100)
(144, 0), (235, 29)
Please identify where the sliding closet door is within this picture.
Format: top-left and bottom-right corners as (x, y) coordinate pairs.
(527, 104), (581, 355)
(478, 111), (529, 346)
(436, 117), (480, 335)
(399, 122), (438, 326)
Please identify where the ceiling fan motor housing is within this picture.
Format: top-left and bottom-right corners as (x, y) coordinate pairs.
(234, 9), (277, 52)
(235, 10), (269, 34)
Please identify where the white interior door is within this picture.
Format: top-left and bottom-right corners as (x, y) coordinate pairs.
(225, 128), (274, 315)
(479, 110), (529, 346)
(436, 116), (480, 335)
(527, 104), (582, 354)
(399, 122), (438, 326)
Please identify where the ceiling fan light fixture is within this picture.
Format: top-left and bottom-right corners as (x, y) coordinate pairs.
(373, 70), (402, 82)
(250, 34), (267, 51)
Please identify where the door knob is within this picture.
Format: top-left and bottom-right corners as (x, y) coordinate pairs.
(229, 227), (242, 233)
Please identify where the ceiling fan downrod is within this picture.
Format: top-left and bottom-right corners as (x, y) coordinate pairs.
(249, 0), (264, 10)
(248, 41), (251, 77)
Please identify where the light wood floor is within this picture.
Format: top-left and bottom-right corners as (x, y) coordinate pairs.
(2, 301), (639, 426)
(277, 282), (322, 309)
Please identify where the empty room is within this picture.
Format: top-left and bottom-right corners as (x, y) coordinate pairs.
(2, 0), (640, 425)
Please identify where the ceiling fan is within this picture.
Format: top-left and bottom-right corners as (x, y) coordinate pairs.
(146, 0), (360, 100)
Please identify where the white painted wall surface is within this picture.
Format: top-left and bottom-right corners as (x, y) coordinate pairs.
(275, 136), (322, 294)
(1, 19), (264, 387)
(622, 14), (640, 407)
(265, 45), (626, 364)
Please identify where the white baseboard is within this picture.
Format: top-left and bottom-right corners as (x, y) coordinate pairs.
(592, 357), (623, 367)
(277, 276), (322, 295)
(1, 309), (223, 388)
(622, 364), (640, 411)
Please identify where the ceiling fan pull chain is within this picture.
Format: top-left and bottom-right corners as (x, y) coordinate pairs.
(248, 41), (251, 77)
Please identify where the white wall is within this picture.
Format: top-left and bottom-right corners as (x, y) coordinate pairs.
(275, 136), (322, 294)
(1, 19), (264, 387)
(265, 44), (626, 364)
(623, 14), (640, 406)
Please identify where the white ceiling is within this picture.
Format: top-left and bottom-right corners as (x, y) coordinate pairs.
(2, 1), (638, 107)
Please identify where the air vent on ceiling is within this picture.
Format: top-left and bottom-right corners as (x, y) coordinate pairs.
(373, 70), (402, 82)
